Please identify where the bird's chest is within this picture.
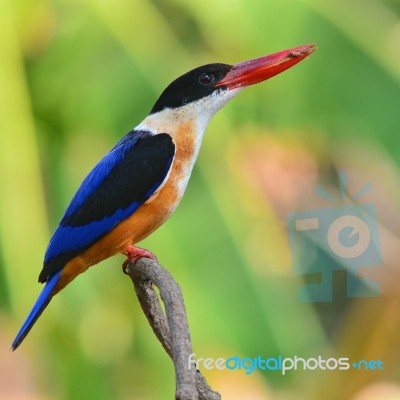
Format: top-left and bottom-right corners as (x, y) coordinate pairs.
(171, 131), (202, 197)
(149, 123), (202, 212)
(124, 115), (206, 244)
(124, 122), (202, 243)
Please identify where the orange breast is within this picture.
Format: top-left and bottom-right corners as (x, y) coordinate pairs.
(54, 121), (197, 294)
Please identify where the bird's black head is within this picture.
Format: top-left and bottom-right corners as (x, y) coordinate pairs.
(150, 63), (232, 114)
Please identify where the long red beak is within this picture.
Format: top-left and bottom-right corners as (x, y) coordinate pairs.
(216, 44), (316, 90)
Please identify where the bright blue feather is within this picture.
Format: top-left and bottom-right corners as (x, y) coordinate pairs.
(62, 131), (142, 219)
(11, 270), (61, 350)
(42, 131), (174, 270)
(44, 131), (145, 264)
(13, 127), (176, 349)
(44, 201), (141, 264)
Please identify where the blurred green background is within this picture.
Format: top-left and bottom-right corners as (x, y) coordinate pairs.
(1, 0), (400, 399)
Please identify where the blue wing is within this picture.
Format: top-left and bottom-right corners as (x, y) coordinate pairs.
(39, 130), (175, 283)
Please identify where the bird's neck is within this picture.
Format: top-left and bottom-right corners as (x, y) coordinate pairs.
(136, 107), (210, 167)
(136, 106), (209, 138)
(136, 107), (209, 202)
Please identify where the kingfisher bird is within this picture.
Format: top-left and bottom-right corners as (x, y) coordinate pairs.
(12, 44), (316, 350)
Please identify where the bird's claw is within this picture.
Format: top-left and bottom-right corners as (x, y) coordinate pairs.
(122, 246), (158, 274)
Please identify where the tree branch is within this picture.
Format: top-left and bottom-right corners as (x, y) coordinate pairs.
(126, 257), (221, 400)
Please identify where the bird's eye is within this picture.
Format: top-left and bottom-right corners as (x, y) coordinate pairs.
(198, 73), (215, 86)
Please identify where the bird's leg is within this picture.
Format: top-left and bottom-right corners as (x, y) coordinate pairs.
(122, 245), (158, 274)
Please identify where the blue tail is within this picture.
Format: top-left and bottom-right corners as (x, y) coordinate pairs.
(11, 271), (61, 350)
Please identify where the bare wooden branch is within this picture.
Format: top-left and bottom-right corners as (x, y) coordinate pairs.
(126, 257), (221, 400)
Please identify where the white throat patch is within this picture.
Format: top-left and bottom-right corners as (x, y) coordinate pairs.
(135, 87), (243, 136)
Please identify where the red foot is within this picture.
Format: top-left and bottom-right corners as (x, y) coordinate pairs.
(122, 245), (158, 274)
